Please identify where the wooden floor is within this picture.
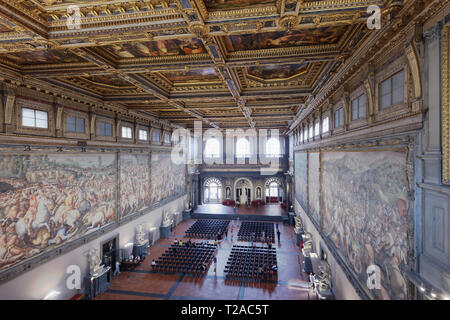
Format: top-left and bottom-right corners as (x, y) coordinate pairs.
(95, 219), (316, 300)
(193, 203), (287, 217)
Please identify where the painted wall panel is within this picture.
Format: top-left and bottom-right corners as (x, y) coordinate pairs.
(0, 153), (116, 275)
(119, 153), (151, 219)
(150, 153), (186, 205)
(294, 152), (307, 211)
(322, 150), (409, 299)
(308, 152), (320, 226)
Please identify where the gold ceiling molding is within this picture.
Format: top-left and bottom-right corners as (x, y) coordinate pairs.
(442, 22), (450, 185)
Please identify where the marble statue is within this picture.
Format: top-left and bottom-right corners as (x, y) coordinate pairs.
(184, 200), (190, 210)
(302, 232), (313, 257)
(88, 248), (104, 276)
(161, 210), (173, 227)
(135, 224), (148, 246)
(315, 260), (332, 292)
(294, 215), (304, 234)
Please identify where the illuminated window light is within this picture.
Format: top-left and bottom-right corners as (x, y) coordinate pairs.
(124, 242), (134, 248)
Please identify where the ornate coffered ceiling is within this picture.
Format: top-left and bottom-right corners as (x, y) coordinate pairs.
(0, 0), (389, 130)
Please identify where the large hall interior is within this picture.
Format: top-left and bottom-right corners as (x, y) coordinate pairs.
(0, 0), (448, 301)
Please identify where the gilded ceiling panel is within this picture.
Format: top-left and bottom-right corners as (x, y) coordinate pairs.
(102, 38), (206, 59)
(222, 26), (348, 52)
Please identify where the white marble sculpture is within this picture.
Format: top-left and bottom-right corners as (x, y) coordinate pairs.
(135, 224), (148, 246)
(161, 210), (173, 227)
(294, 215), (304, 234)
(315, 260), (333, 293)
(302, 232), (313, 257)
(88, 248), (104, 276)
(184, 200), (190, 210)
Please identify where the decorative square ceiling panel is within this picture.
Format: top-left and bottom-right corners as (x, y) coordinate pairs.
(222, 26), (348, 52)
(247, 63), (309, 82)
(103, 38), (206, 59)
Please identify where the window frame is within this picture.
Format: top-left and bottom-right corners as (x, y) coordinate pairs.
(97, 120), (113, 137)
(138, 129), (148, 141)
(334, 107), (344, 129)
(204, 138), (221, 158)
(121, 125), (133, 139)
(379, 70), (405, 110)
(351, 94), (367, 121)
(21, 107), (48, 129)
(235, 137), (250, 158)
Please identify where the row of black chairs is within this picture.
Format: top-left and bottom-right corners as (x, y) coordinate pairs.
(185, 219), (230, 239)
(224, 245), (278, 281)
(237, 222), (275, 243)
(152, 243), (217, 274)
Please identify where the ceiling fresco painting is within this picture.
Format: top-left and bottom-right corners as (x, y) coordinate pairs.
(223, 26), (349, 52)
(0, 49), (86, 65)
(247, 63), (309, 81)
(159, 68), (221, 84)
(104, 38), (206, 59)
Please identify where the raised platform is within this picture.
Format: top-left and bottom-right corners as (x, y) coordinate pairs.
(192, 203), (286, 222)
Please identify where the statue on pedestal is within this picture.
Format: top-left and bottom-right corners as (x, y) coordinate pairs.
(135, 224), (148, 246)
(184, 200), (190, 211)
(88, 248), (104, 276)
(161, 210), (173, 227)
(302, 232), (313, 257)
(315, 260), (332, 293)
(294, 215), (304, 234)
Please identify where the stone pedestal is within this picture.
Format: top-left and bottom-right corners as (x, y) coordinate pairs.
(316, 286), (335, 300)
(182, 209), (191, 221)
(160, 225), (171, 239)
(296, 232), (303, 245)
(288, 212), (295, 225)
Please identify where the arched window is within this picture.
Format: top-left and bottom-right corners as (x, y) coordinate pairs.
(266, 138), (281, 157)
(236, 138), (250, 158)
(205, 138), (220, 158)
(204, 178), (222, 203)
(269, 182), (278, 197)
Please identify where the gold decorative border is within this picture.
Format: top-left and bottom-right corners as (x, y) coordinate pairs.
(442, 22), (450, 185)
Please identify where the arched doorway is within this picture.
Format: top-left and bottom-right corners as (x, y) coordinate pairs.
(203, 178), (222, 203)
(265, 177), (283, 203)
(234, 178), (253, 206)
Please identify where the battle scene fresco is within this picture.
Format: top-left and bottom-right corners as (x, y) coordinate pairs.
(223, 26), (348, 52)
(204, 0), (275, 10)
(150, 153), (186, 204)
(247, 63), (308, 80)
(119, 154), (151, 220)
(308, 152), (320, 225)
(0, 49), (86, 65)
(104, 38), (206, 59)
(294, 152), (307, 211)
(0, 153), (116, 272)
(322, 151), (409, 300)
